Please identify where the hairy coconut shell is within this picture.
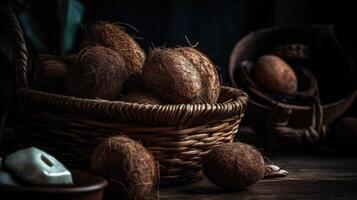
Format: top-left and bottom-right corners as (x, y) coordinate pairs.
(202, 142), (265, 190)
(123, 73), (146, 93)
(176, 47), (220, 103)
(66, 46), (127, 100)
(121, 74), (163, 104)
(34, 54), (68, 93)
(121, 90), (163, 105)
(91, 136), (158, 200)
(254, 55), (298, 95)
(80, 22), (145, 75)
(142, 48), (202, 104)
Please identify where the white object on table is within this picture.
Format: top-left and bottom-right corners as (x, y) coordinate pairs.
(3, 147), (73, 185)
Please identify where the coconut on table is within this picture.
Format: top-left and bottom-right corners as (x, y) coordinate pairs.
(91, 136), (158, 200)
(202, 142), (265, 190)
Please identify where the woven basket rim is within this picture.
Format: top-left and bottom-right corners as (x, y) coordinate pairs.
(19, 86), (247, 106)
(18, 86), (248, 126)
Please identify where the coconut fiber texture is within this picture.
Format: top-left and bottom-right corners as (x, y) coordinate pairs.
(176, 47), (220, 104)
(66, 46), (127, 100)
(142, 48), (202, 104)
(80, 21), (145, 75)
(91, 136), (158, 200)
(121, 90), (162, 105)
(202, 142), (265, 190)
(34, 54), (68, 93)
(122, 74), (146, 93)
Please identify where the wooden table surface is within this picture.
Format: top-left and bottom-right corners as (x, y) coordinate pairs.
(160, 154), (357, 199)
(2, 127), (357, 199)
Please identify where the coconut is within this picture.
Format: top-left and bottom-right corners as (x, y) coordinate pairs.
(121, 90), (163, 105)
(254, 55), (298, 95)
(91, 136), (158, 200)
(202, 142), (265, 190)
(121, 74), (163, 104)
(34, 54), (68, 93)
(65, 46), (127, 100)
(80, 21), (145, 75)
(176, 47), (220, 103)
(122, 74), (146, 93)
(142, 48), (202, 104)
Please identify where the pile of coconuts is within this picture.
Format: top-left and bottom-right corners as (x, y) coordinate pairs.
(32, 21), (222, 199)
(34, 21), (221, 105)
(29, 21), (291, 197)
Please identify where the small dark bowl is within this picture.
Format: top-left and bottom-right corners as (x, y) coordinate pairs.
(0, 170), (107, 200)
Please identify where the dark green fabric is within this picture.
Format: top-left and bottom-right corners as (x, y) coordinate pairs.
(18, 0), (84, 56)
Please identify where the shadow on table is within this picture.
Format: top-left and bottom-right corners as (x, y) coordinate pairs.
(180, 184), (247, 195)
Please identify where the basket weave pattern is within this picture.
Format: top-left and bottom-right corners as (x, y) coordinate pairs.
(7, 13), (248, 185)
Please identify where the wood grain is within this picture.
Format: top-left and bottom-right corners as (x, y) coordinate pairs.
(160, 155), (357, 199)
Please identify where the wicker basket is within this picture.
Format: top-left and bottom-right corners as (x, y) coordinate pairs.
(6, 14), (248, 185)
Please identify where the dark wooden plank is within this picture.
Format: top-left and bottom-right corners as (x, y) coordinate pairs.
(265, 169), (357, 181)
(160, 155), (357, 199)
(266, 155), (357, 169)
(161, 178), (357, 200)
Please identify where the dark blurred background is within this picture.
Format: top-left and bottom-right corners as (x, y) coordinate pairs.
(0, 0), (356, 112)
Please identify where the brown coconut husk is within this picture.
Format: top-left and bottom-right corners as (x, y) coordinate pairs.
(202, 142), (265, 190)
(122, 73), (146, 93)
(121, 74), (164, 104)
(80, 21), (145, 75)
(254, 55), (298, 95)
(176, 47), (220, 103)
(142, 48), (202, 104)
(34, 54), (68, 93)
(121, 90), (163, 105)
(91, 136), (158, 200)
(65, 46), (127, 100)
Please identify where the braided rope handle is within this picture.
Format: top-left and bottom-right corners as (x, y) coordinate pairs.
(6, 13), (29, 89)
(0, 13), (28, 142)
(266, 101), (327, 148)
